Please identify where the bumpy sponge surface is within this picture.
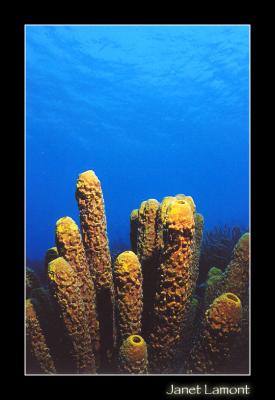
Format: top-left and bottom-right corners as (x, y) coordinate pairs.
(114, 251), (143, 342)
(119, 335), (148, 374)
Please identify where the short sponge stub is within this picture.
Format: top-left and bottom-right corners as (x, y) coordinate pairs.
(207, 292), (242, 328)
(48, 257), (74, 287)
(56, 216), (79, 235)
(121, 334), (147, 362)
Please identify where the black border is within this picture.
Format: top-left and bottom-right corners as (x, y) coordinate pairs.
(13, 15), (262, 398)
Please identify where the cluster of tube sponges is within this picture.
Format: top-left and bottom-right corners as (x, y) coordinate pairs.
(26, 170), (249, 375)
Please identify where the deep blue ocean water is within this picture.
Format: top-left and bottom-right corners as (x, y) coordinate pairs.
(26, 25), (249, 261)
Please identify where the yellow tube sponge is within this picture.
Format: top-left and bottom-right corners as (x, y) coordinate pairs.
(156, 196), (175, 252)
(48, 257), (96, 373)
(172, 196), (201, 295)
(113, 251), (143, 342)
(182, 195), (196, 214)
(26, 298), (56, 374)
(55, 217), (100, 365)
(135, 199), (160, 342)
(187, 293), (242, 373)
(137, 199), (159, 263)
(149, 198), (195, 372)
(44, 247), (59, 277)
(75, 170), (113, 291)
(119, 335), (148, 374)
(75, 170), (116, 365)
(223, 233), (249, 303)
(130, 209), (139, 253)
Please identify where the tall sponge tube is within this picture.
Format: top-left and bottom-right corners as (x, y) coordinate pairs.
(75, 170), (113, 291)
(48, 257), (96, 373)
(149, 198), (195, 373)
(55, 216), (100, 366)
(113, 251), (143, 343)
(75, 170), (116, 366)
(136, 199), (159, 263)
(26, 298), (56, 374)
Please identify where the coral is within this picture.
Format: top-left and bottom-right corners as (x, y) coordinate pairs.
(199, 225), (245, 284)
(55, 217), (100, 365)
(204, 267), (223, 307)
(26, 298), (56, 374)
(113, 251), (143, 343)
(149, 198), (195, 373)
(187, 293), (242, 373)
(222, 233), (249, 303)
(119, 335), (148, 374)
(26, 267), (41, 298)
(208, 266), (223, 277)
(136, 199), (159, 263)
(75, 170), (116, 367)
(48, 257), (96, 373)
(130, 209), (139, 254)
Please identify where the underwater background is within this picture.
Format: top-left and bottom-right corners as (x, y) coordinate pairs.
(26, 24), (249, 264)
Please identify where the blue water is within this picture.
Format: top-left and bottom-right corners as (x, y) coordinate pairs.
(26, 25), (249, 261)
